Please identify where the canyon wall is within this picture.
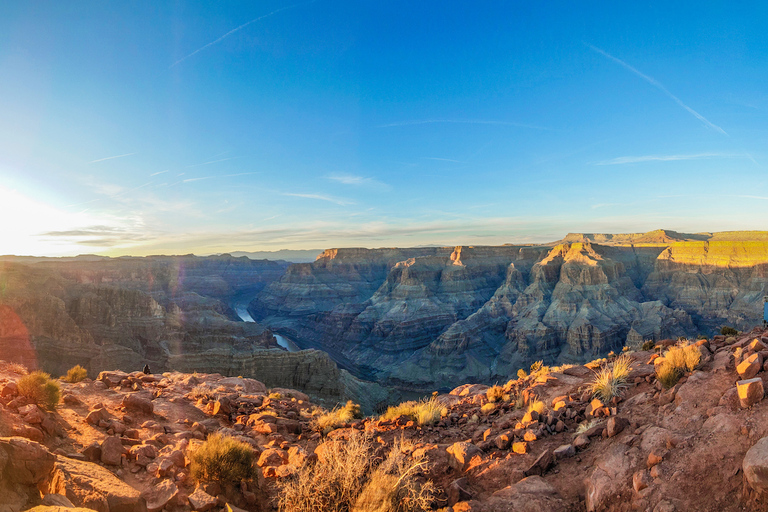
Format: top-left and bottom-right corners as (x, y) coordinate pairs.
(249, 233), (768, 391)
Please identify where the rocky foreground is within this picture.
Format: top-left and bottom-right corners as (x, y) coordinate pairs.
(6, 327), (768, 511)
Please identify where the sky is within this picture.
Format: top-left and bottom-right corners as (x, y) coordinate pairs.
(1, 2), (767, 256)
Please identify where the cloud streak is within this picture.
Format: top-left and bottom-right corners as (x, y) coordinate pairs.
(171, 1), (314, 67)
(182, 172), (260, 183)
(596, 152), (749, 165)
(377, 119), (548, 130)
(89, 153), (135, 164)
(283, 193), (354, 205)
(586, 43), (727, 135)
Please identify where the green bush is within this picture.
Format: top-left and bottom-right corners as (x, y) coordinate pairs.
(641, 340), (656, 351)
(721, 326), (738, 336)
(17, 371), (60, 411)
(62, 364), (88, 383)
(190, 433), (256, 484)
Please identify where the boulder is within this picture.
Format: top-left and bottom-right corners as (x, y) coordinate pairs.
(737, 353), (763, 380)
(121, 394), (154, 415)
(0, 436), (56, 485)
(524, 449), (553, 476)
(744, 437), (768, 492)
(607, 416), (629, 438)
(188, 488), (217, 512)
(446, 441), (482, 471)
(100, 436), (125, 466)
(483, 475), (569, 512)
(737, 378), (764, 408)
(553, 444), (575, 459)
(142, 479), (178, 512)
(48, 457), (147, 512)
(257, 448), (288, 467)
(585, 444), (638, 512)
(97, 371), (129, 388)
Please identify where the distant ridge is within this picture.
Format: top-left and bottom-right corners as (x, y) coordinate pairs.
(226, 249), (325, 263)
(557, 229), (768, 246)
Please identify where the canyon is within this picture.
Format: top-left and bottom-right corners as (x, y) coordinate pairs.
(249, 230), (768, 392)
(3, 229), (768, 404)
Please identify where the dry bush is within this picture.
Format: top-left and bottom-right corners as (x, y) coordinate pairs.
(516, 368), (527, 379)
(381, 398), (443, 426)
(62, 364), (88, 383)
(314, 401), (362, 432)
(641, 340), (656, 351)
(278, 433), (371, 512)
(278, 435), (434, 512)
(0, 361), (28, 375)
(576, 419), (602, 435)
(485, 385), (504, 403)
(353, 438), (436, 512)
(655, 342), (702, 388)
(269, 391), (284, 399)
(721, 326), (738, 336)
(189, 383), (217, 399)
(18, 371), (60, 410)
(589, 353), (633, 402)
(527, 398), (545, 415)
(190, 433), (256, 485)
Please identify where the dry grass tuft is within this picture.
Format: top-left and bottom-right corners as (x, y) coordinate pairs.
(381, 398), (443, 426)
(589, 353), (633, 402)
(485, 385), (504, 403)
(576, 419), (602, 435)
(62, 364), (88, 383)
(18, 370), (60, 410)
(190, 433), (256, 485)
(277, 434), (434, 512)
(314, 401), (362, 432)
(655, 341), (702, 389)
(1, 361), (29, 375)
(527, 397), (545, 415)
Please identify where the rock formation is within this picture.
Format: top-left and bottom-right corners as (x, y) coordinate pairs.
(249, 231), (768, 391)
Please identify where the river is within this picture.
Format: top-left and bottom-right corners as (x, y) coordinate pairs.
(235, 305), (300, 352)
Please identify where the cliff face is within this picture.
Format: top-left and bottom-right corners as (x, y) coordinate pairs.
(249, 234), (768, 391)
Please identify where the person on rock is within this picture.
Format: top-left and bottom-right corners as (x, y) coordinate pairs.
(143, 364), (151, 374)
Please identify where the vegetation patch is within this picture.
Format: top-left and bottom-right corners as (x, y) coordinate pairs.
(655, 341), (702, 388)
(589, 353), (633, 402)
(381, 398), (444, 426)
(62, 364), (88, 383)
(18, 370), (60, 410)
(314, 400), (362, 432)
(190, 433), (256, 485)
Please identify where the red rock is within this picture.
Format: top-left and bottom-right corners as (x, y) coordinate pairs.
(524, 449), (553, 476)
(13, 425), (44, 442)
(0, 436), (56, 485)
(632, 470), (652, 493)
(738, 353), (763, 380)
(737, 378), (765, 408)
(143, 478), (178, 512)
(188, 487), (218, 511)
(607, 417), (629, 438)
(512, 442), (527, 454)
(447, 442), (483, 471)
(257, 448), (288, 467)
(100, 436), (125, 466)
(122, 394), (154, 415)
(553, 444), (575, 459)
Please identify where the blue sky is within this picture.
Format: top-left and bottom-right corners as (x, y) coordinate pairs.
(1, 1), (767, 256)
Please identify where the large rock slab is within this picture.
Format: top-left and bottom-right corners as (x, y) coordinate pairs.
(585, 444), (639, 512)
(48, 457), (147, 512)
(0, 436), (56, 485)
(480, 475), (569, 512)
(744, 437), (768, 492)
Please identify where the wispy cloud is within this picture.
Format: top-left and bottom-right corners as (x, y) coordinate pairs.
(186, 157), (239, 168)
(182, 172), (259, 183)
(171, 1), (314, 67)
(325, 174), (392, 192)
(89, 153), (135, 164)
(283, 193), (354, 206)
(596, 152), (748, 165)
(586, 43), (727, 135)
(149, 170), (169, 177)
(377, 119), (548, 130)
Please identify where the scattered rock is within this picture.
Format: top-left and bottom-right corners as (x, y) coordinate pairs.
(737, 378), (764, 408)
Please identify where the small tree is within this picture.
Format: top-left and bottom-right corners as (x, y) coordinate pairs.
(17, 371), (60, 410)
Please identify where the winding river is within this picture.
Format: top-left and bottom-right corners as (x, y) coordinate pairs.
(235, 305), (300, 352)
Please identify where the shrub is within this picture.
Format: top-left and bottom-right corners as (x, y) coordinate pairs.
(516, 368), (527, 379)
(381, 398), (443, 426)
(17, 371), (60, 411)
(721, 326), (738, 336)
(269, 392), (283, 400)
(641, 340), (656, 351)
(190, 433), (256, 485)
(277, 433), (371, 512)
(486, 385), (504, 403)
(0, 361), (28, 375)
(655, 341), (702, 388)
(576, 419), (602, 435)
(589, 354), (632, 402)
(527, 398), (545, 415)
(314, 401), (362, 432)
(62, 365), (88, 383)
(353, 437), (436, 512)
